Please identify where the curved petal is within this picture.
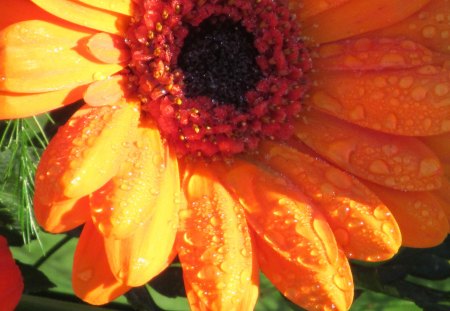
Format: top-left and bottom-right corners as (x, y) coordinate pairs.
(91, 123), (177, 239)
(177, 164), (258, 311)
(216, 160), (353, 311)
(75, 0), (132, 16)
(0, 20), (122, 93)
(258, 141), (401, 261)
(0, 85), (86, 120)
(307, 65), (450, 136)
(0, 236), (23, 311)
(84, 76), (126, 107)
(295, 110), (443, 191)
(301, 0), (431, 44)
(73, 221), (131, 305)
(31, 0), (130, 35)
(34, 196), (90, 233)
(103, 145), (180, 286)
(367, 0), (450, 54)
(421, 132), (450, 176)
(0, 0), (55, 31)
(291, 0), (351, 20)
(86, 32), (130, 64)
(34, 101), (139, 215)
(433, 178), (450, 230)
(366, 183), (448, 247)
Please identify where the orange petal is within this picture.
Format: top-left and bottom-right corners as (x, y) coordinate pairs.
(291, 0), (351, 20)
(366, 183), (449, 248)
(301, 0), (431, 44)
(421, 132), (450, 176)
(367, 0), (450, 54)
(91, 123), (177, 239)
(34, 101), (139, 209)
(312, 38), (441, 71)
(0, 0), (54, 30)
(87, 32), (130, 64)
(295, 109), (443, 191)
(0, 86), (86, 120)
(216, 160), (353, 311)
(34, 196), (90, 233)
(31, 0), (130, 35)
(75, 0), (133, 16)
(0, 236), (23, 311)
(0, 20), (122, 93)
(84, 75), (125, 107)
(73, 221), (131, 305)
(258, 141), (401, 261)
(177, 164), (258, 311)
(307, 65), (450, 136)
(433, 178), (450, 231)
(103, 147), (180, 286)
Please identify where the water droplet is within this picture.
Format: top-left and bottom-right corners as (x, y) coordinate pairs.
(373, 206), (391, 220)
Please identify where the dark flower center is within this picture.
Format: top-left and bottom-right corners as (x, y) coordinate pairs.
(178, 16), (261, 109)
(127, 0), (311, 157)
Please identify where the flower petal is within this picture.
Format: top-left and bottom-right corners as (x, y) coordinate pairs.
(291, 0), (350, 20)
(31, 0), (129, 34)
(367, 0), (450, 54)
(102, 144), (181, 286)
(91, 123), (177, 239)
(73, 221), (131, 305)
(0, 20), (122, 93)
(217, 160), (353, 311)
(433, 178), (450, 230)
(367, 183), (449, 248)
(295, 110), (443, 191)
(0, 236), (23, 311)
(301, 0), (431, 44)
(34, 196), (90, 233)
(421, 132), (450, 176)
(258, 141), (401, 261)
(0, 86), (86, 120)
(75, 0), (133, 16)
(34, 101), (139, 212)
(87, 32), (130, 64)
(177, 164), (258, 311)
(307, 65), (450, 136)
(0, 0), (55, 30)
(84, 75), (126, 107)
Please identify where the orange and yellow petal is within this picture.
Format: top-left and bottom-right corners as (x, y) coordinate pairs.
(217, 160), (353, 311)
(258, 141), (401, 261)
(34, 101), (139, 232)
(295, 109), (443, 191)
(0, 20), (122, 93)
(178, 164), (258, 311)
(75, 0), (133, 16)
(91, 123), (176, 239)
(31, 0), (130, 35)
(73, 221), (131, 305)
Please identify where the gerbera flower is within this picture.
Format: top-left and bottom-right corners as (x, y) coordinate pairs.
(1, 0), (449, 310)
(0, 236), (24, 311)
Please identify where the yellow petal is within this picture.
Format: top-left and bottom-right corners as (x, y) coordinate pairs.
(91, 123), (177, 239)
(34, 101), (139, 210)
(75, 0), (133, 16)
(177, 163), (258, 311)
(301, 0), (431, 44)
(295, 109), (443, 191)
(103, 147), (181, 286)
(73, 221), (131, 305)
(216, 160), (353, 311)
(258, 141), (401, 261)
(0, 20), (122, 92)
(31, 0), (129, 34)
(0, 86), (86, 120)
(366, 183), (449, 248)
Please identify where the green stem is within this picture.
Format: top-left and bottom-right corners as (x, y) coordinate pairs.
(33, 235), (72, 268)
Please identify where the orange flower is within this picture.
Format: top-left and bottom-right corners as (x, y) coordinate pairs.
(1, 0), (449, 310)
(0, 236), (24, 311)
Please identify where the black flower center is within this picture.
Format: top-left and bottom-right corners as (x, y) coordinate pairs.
(178, 16), (262, 109)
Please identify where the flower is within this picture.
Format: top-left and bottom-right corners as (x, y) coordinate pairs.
(0, 236), (24, 311)
(1, 0), (449, 310)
